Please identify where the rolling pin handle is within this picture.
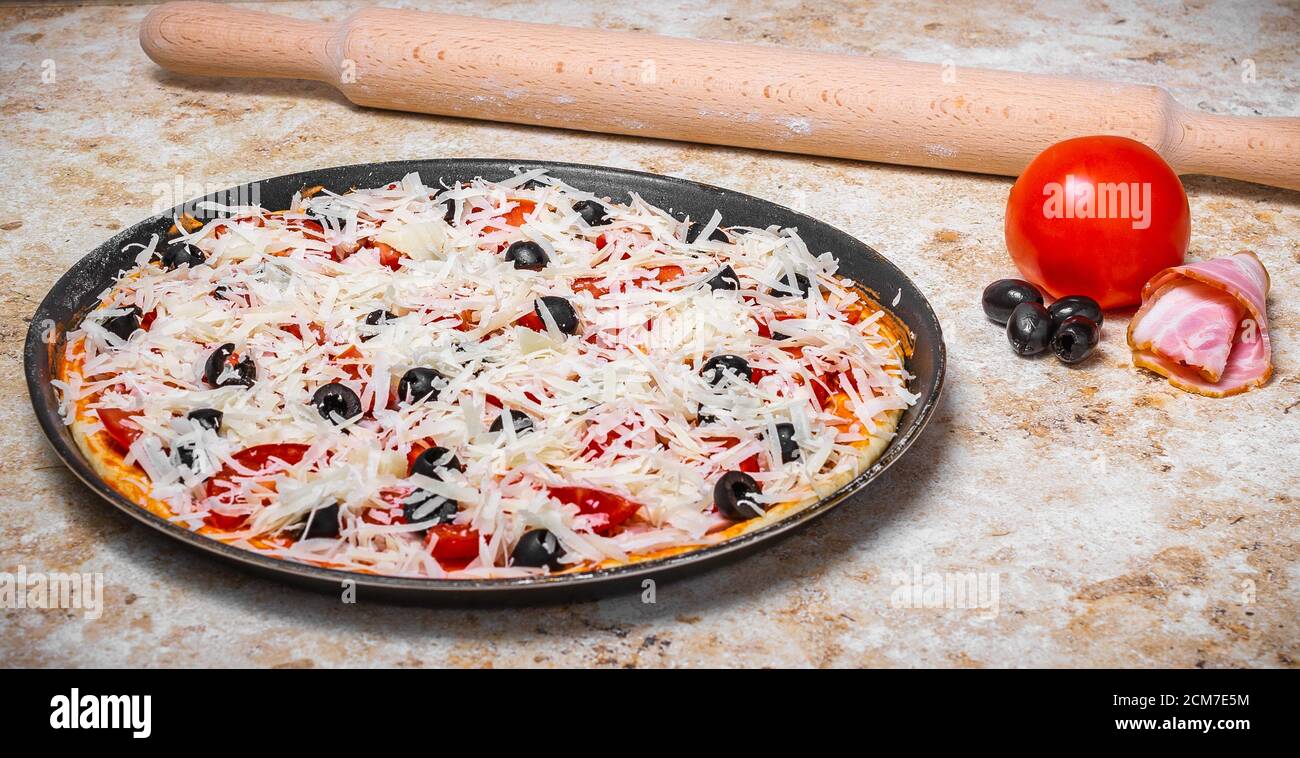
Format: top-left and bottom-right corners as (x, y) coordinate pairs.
(1166, 106), (1300, 191)
(140, 1), (335, 82)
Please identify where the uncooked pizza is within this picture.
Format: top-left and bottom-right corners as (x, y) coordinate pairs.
(54, 170), (917, 578)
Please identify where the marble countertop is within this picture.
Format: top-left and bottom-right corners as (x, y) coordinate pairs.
(1, 0), (1296, 668)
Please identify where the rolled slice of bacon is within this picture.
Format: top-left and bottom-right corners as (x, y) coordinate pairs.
(1127, 251), (1271, 397)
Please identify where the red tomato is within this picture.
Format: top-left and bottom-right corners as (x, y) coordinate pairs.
(548, 486), (641, 536)
(809, 371), (862, 409)
(288, 218), (325, 240)
(281, 322), (325, 343)
(582, 425), (625, 460)
(655, 265), (684, 283)
(514, 311), (545, 332)
(810, 376), (832, 409)
(582, 438), (605, 459)
(214, 215), (266, 239)
(378, 486), (412, 507)
(328, 238), (361, 262)
(424, 524), (480, 560)
(583, 435), (609, 459)
(204, 443), (311, 503)
(333, 345), (365, 380)
(571, 277), (607, 297)
(706, 437), (761, 474)
(1005, 136), (1189, 309)
(203, 510), (250, 531)
(140, 310), (158, 331)
(364, 487), (412, 525)
(366, 241), (402, 271)
(97, 408), (142, 452)
(360, 508), (385, 526)
(503, 199), (536, 227)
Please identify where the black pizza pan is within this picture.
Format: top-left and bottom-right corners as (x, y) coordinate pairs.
(25, 159), (946, 605)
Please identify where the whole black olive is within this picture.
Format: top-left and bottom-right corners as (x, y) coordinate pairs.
(1048, 295), (1104, 329)
(361, 309), (396, 341)
(203, 344), (233, 384)
(172, 442), (198, 471)
(572, 199), (610, 226)
(398, 367), (447, 405)
(511, 528), (564, 569)
(187, 408), (223, 432)
(704, 265), (740, 291)
(982, 279), (1043, 325)
(364, 309), (396, 326)
(773, 422), (800, 463)
(303, 503), (340, 539)
(1006, 302), (1053, 356)
(204, 343), (256, 387)
(714, 470), (764, 520)
(770, 272), (813, 298)
(311, 382), (363, 423)
(411, 446), (463, 479)
(701, 354), (752, 386)
(489, 409), (535, 435)
(1050, 315), (1101, 364)
(102, 306), (143, 342)
(535, 296), (579, 335)
(160, 243), (206, 270)
(401, 489), (458, 526)
(505, 241), (549, 271)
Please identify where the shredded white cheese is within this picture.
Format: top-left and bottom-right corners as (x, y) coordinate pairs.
(59, 171), (915, 577)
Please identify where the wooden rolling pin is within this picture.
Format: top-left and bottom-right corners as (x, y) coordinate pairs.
(141, 1), (1300, 190)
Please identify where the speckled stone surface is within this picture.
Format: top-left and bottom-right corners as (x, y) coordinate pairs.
(1, 0), (1296, 668)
